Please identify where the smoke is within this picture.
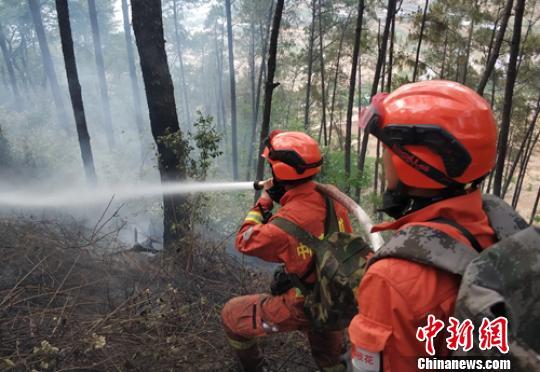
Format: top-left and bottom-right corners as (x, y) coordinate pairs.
(0, 0), (266, 251)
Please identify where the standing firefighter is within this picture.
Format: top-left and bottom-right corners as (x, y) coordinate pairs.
(349, 80), (538, 371)
(222, 131), (352, 371)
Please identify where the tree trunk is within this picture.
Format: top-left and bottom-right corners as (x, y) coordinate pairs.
(493, 0), (525, 197)
(121, 0), (146, 153)
(328, 12), (350, 146)
(476, 0), (514, 96)
(303, 0), (316, 131)
(0, 21), (22, 110)
(530, 185), (540, 225)
(412, 0), (428, 82)
(502, 95), (539, 198)
(88, 0), (115, 148)
(0, 64), (7, 88)
(131, 0), (190, 249)
(440, 26), (448, 78)
(354, 50), (363, 201)
(172, 0), (191, 128)
(225, 0), (239, 180)
(317, 0), (328, 146)
(344, 0), (364, 192)
(247, 1), (274, 180)
(512, 129), (540, 208)
(386, 14), (395, 91)
(255, 0), (285, 200)
(490, 73), (497, 107)
(462, 1), (476, 85)
(213, 20), (228, 151)
(28, 0), (68, 125)
(249, 15), (256, 167)
(55, 0), (97, 184)
(357, 0), (395, 200)
(454, 48), (461, 81)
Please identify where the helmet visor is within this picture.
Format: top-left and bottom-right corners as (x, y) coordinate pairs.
(358, 105), (382, 131)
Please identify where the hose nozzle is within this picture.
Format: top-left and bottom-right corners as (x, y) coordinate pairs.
(253, 180), (264, 190)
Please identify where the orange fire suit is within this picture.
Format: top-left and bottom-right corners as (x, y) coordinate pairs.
(221, 181), (352, 370)
(348, 189), (497, 371)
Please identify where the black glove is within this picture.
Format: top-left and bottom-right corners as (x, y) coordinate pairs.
(266, 181), (287, 204)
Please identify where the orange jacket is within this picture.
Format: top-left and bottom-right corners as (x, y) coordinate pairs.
(348, 189), (497, 372)
(236, 181), (352, 278)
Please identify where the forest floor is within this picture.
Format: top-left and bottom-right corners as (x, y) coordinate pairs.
(0, 217), (318, 371)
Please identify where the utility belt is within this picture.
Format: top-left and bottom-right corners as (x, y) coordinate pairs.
(270, 263), (315, 296)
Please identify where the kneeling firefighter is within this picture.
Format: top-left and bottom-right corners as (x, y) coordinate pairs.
(221, 130), (352, 371)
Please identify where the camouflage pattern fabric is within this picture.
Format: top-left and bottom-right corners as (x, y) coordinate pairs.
(482, 194), (530, 239)
(270, 215), (373, 331)
(369, 194), (539, 371)
(454, 226), (540, 369)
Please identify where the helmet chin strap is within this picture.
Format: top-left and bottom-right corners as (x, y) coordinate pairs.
(378, 181), (473, 220)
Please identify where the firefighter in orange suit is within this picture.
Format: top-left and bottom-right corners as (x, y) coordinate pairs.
(221, 130), (352, 371)
(349, 81), (498, 371)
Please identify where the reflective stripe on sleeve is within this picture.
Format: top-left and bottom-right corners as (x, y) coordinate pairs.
(244, 210), (263, 224)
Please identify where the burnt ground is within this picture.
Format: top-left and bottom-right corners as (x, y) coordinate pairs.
(0, 217), (319, 371)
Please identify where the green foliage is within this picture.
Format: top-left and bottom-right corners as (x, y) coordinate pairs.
(187, 111), (223, 181)
(318, 147), (374, 193)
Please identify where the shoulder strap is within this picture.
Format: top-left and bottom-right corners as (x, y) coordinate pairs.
(430, 217), (483, 253)
(323, 194), (340, 235)
(368, 225), (479, 276)
(270, 217), (323, 251)
(270, 192), (339, 247)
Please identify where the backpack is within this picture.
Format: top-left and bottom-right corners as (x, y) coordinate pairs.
(269, 195), (373, 330)
(368, 194), (540, 371)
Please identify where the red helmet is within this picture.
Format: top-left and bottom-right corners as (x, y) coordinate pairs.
(262, 130), (323, 181)
(359, 80), (497, 189)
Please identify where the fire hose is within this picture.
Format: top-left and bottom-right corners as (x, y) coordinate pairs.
(254, 181), (384, 251)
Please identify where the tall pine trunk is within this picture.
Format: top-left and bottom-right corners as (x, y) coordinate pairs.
(214, 20), (228, 151)
(55, 0), (97, 184)
(502, 95), (539, 197)
(440, 26), (448, 78)
(386, 14), (395, 91)
(28, 0), (68, 125)
(462, 1), (476, 84)
(303, 0), (316, 131)
(121, 0), (146, 152)
(255, 0), (285, 200)
(357, 0), (395, 200)
(477, 0), (513, 96)
(247, 1), (274, 180)
(412, 0), (428, 82)
(512, 129), (540, 208)
(493, 0), (526, 197)
(328, 12), (350, 146)
(225, 0), (239, 180)
(317, 0), (328, 146)
(531, 185), (540, 225)
(131, 0), (190, 249)
(172, 0), (191, 128)
(344, 0), (364, 191)
(0, 22), (21, 110)
(88, 0), (115, 148)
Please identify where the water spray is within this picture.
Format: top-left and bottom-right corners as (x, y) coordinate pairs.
(0, 179), (383, 250)
(0, 181), (256, 208)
